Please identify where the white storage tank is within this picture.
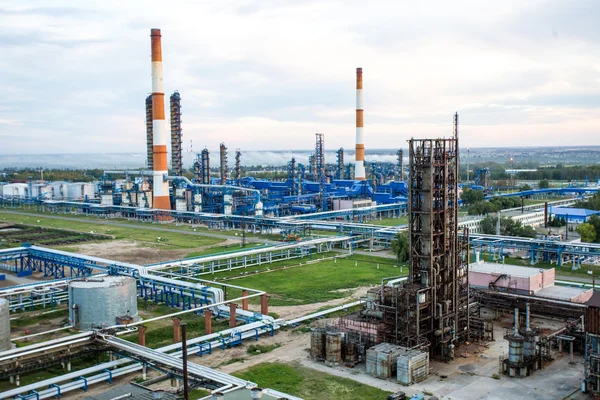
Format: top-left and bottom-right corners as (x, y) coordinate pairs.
(100, 194), (113, 206)
(30, 184), (51, 198)
(69, 276), (139, 330)
(66, 182), (95, 200)
(2, 183), (28, 197)
(49, 182), (68, 199)
(82, 183), (95, 199)
(0, 298), (11, 351)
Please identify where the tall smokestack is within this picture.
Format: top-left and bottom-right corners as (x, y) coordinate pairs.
(150, 29), (171, 210)
(355, 68), (365, 180)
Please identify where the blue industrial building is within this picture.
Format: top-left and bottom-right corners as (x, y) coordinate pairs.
(550, 207), (600, 223)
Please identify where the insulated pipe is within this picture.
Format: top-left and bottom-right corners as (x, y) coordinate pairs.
(514, 307), (519, 336)
(150, 29), (171, 210)
(526, 302), (531, 332)
(354, 67), (365, 180)
(165, 175), (262, 203)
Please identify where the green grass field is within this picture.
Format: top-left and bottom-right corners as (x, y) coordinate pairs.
(0, 207), (284, 241)
(218, 254), (406, 306)
(234, 362), (392, 400)
(371, 216), (408, 226)
(0, 211), (225, 249)
(120, 301), (230, 348)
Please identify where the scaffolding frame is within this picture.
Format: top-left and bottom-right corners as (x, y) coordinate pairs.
(401, 137), (470, 360)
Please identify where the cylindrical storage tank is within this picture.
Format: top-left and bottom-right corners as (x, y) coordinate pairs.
(82, 183), (95, 199)
(325, 332), (342, 363)
(523, 336), (535, 358)
(69, 276), (139, 330)
(0, 299), (11, 351)
(344, 341), (357, 363)
(100, 194), (113, 206)
(508, 338), (524, 364)
(310, 328), (326, 360)
(66, 183), (80, 200)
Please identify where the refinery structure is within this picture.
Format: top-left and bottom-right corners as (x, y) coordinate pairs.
(1, 28), (600, 400)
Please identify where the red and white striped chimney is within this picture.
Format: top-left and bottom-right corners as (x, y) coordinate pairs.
(355, 67), (366, 180)
(150, 29), (171, 210)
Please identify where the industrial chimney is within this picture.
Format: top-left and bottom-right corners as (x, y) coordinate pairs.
(150, 29), (171, 210)
(355, 68), (365, 180)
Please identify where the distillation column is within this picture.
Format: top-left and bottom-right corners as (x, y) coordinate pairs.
(170, 91), (183, 176)
(145, 95), (153, 169)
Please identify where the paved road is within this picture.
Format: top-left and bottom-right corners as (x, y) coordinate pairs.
(0, 210), (278, 245)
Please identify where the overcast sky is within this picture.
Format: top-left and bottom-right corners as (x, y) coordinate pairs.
(1, 0), (599, 155)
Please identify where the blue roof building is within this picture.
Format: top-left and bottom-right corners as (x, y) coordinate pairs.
(550, 207), (600, 223)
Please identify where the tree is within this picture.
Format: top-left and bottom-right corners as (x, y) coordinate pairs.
(578, 223), (597, 243)
(479, 215), (537, 238)
(391, 232), (410, 263)
(461, 188), (485, 205)
(539, 179), (549, 189)
(576, 193), (600, 211)
(518, 184), (532, 192)
(468, 201), (500, 216)
(587, 215), (600, 242)
(480, 215), (497, 234)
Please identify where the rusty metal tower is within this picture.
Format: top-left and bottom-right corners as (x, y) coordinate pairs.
(234, 149), (242, 182)
(403, 130), (470, 360)
(200, 148), (210, 185)
(170, 91), (183, 176)
(336, 148), (344, 180)
(315, 133), (325, 181)
(145, 95), (153, 169)
(219, 143), (228, 185)
(396, 149), (403, 181)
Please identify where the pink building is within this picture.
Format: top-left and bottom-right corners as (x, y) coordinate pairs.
(469, 261), (592, 303)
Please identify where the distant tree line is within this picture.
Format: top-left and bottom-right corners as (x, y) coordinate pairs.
(517, 165), (600, 181)
(0, 168), (104, 183)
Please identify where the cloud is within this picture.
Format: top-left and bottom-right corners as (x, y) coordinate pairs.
(0, 0), (599, 162)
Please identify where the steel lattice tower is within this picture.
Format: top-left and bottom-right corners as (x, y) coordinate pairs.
(396, 149), (403, 181)
(403, 134), (470, 360)
(315, 133), (325, 181)
(200, 148), (210, 185)
(234, 149), (242, 182)
(219, 143), (228, 185)
(170, 91), (183, 176)
(145, 95), (153, 169)
(336, 148), (344, 180)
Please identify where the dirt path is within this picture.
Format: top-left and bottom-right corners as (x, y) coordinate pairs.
(265, 286), (370, 320)
(73, 239), (238, 265)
